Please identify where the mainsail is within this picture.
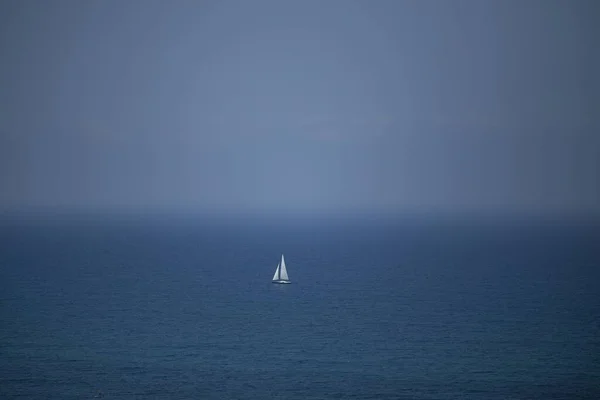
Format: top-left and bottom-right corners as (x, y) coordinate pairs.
(279, 254), (289, 281)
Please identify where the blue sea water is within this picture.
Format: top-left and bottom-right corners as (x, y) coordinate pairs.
(1, 213), (599, 399)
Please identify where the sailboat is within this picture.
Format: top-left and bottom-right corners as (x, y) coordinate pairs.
(272, 254), (291, 284)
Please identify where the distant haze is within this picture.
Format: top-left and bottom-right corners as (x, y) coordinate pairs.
(1, 0), (598, 216)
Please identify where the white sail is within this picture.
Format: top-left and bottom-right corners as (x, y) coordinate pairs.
(279, 254), (289, 281)
(272, 262), (280, 281)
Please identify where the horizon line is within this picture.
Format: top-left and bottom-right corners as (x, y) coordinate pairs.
(2, 205), (599, 224)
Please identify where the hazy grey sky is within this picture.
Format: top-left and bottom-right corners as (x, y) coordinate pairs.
(1, 0), (598, 215)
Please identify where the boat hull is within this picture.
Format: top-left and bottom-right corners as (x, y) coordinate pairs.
(272, 280), (291, 284)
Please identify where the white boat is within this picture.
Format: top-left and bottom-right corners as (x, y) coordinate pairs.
(272, 254), (291, 284)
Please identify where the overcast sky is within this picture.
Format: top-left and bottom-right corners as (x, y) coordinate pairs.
(1, 0), (598, 216)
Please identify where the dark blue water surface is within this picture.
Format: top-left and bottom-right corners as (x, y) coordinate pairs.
(1, 214), (599, 399)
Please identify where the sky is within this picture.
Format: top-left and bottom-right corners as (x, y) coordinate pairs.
(0, 0), (598, 216)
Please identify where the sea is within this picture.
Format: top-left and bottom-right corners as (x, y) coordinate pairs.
(1, 212), (599, 399)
